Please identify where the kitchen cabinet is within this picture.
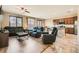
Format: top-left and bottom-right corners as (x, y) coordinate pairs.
(65, 28), (74, 34)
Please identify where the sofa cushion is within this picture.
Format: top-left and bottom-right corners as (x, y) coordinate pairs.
(37, 30), (41, 32)
(32, 32), (37, 34)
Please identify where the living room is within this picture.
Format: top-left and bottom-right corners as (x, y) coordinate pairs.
(0, 5), (78, 53)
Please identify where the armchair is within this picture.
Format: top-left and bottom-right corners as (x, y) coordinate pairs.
(42, 27), (58, 44)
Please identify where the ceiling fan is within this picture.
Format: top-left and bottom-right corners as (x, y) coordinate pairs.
(20, 7), (30, 13)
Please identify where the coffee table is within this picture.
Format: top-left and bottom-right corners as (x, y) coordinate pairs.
(16, 32), (28, 42)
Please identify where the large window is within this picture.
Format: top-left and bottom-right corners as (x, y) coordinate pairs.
(9, 16), (22, 27)
(9, 16), (16, 27)
(37, 20), (45, 27)
(28, 18), (35, 29)
(28, 17), (45, 29)
(17, 17), (22, 27)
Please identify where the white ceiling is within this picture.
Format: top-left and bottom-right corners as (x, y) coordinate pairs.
(2, 5), (78, 19)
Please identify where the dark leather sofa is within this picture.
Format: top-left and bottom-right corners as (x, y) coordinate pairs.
(42, 27), (58, 44)
(28, 27), (44, 38)
(4, 26), (24, 36)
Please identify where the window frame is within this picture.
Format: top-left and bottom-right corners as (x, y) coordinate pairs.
(9, 16), (23, 27)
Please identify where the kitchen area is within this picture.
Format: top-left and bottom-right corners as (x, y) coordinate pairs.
(53, 16), (77, 35)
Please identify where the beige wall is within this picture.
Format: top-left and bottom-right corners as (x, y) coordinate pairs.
(45, 19), (54, 27)
(77, 9), (79, 52)
(1, 12), (28, 29)
(23, 16), (28, 29)
(45, 15), (77, 28)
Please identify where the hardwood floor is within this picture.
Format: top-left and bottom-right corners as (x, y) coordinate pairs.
(0, 34), (78, 53)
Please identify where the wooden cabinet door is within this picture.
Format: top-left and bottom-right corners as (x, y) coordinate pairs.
(65, 28), (68, 33)
(64, 18), (68, 24)
(65, 28), (74, 34)
(69, 18), (74, 24)
(64, 17), (74, 24)
(69, 28), (74, 34)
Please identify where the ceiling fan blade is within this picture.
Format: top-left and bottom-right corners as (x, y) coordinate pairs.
(25, 10), (30, 13)
(19, 6), (30, 13)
